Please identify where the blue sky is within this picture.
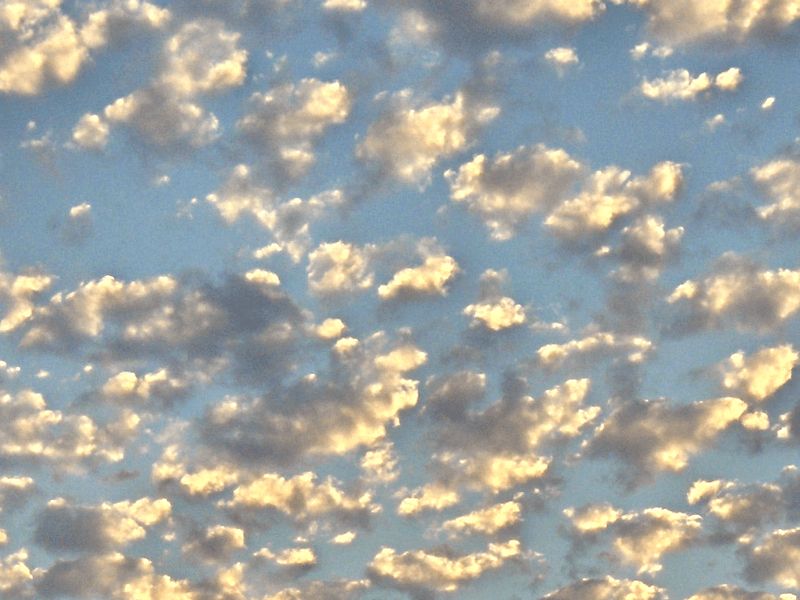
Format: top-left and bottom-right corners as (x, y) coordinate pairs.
(1, 1), (800, 598)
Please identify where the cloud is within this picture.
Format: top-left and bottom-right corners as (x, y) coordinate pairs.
(198, 334), (427, 466)
(441, 500), (522, 536)
(368, 539), (522, 595)
(263, 579), (370, 600)
(544, 46), (579, 74)
(80, 18), (246, 151)
(397, 484), (460, 516)
(666, 254), (800, 334)
(610, 214), (684, 282)
(544, 161), (683, 240)
(446, 144), (583, 240)
(719, 344), (798, 403)
(307, 241), (375, 295)
(256, 545), (317, 568)
(743, 527), (800, 588)
(639, 67), (743, 102)
(687, 585), (796, 600)
(34, 496), (170, 553)
(564, 504), (702, 574)
(428, 375), (599, 492)
(238, 78), (351, 180)
(182, 525), (245, 562)
(206, 165), (341, 262)
(0, 549), (34, 599)
(462, 269), (526, 331)
(0, 388), (139, 467)
(378, 253), (459, 301)
(0, 264), (53, 333)
(751, 155), (800, 226)
(0, 0), (169, 96)
(357, 90), (499, 186)
(620, 0), (800, 45)
(224, 471), (377, 526)
(323, 0), (367, 11)
(687, 465), (800, 536)
(536, 331), (653, 369)
(541, 575), (667, 599)
(35, 551), (195, 599)
(102, 368), (192, 406)
(584, 395), (747, 486)
(360, 441), (399, 483)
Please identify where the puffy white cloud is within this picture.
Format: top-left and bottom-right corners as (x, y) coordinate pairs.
(35, 551), (196, 599)
(446, 144), (583, 240)
(323, 0), (367, 11)
(0, 388), (139, 466)
(463, 269), (526, 331)
(612, 214), (684, 281)
(206, 165), (340, 262)
(34, 496), (170, 552)
(0, 549), (34, 598)
(441, 500), (521, 536)
(0, 0), (168, 95)
(430, 377), (598, 492)
(102, 368), (191, 404)
(0, 264), (53, 333)
(357, 90), (499, 186)
(687, 585), (797, 600)
(182, 525), (245, 562)
(544, 161), (683, 239)
(542, 575), (667, 599)
(565, 504), (702, 574)
(752, 156), (800, 224)
(263, 579), (370, 600)
(720, 345), (798, 403)
(225, 471), (377, 524)
(544, 46), (579, 73)
(639, 67), (743, 102)
(378, 253), (459, 301)
(621, 0), (800, 45)
(743, 527), (800, 588)
(667, 255), (800, 334)
(397, 483), (460, 516)
(238, 79), (351, 179)
(368, 539), (521, 594)
(761, 96), (776, 110)
(71, 113), (109, 150)
(585, 396), (748, 486)
(255, 546), (317, 567)
(360, 441), (399, 483)
(307, 242), (374, 295)
(537, 331), (653, 368)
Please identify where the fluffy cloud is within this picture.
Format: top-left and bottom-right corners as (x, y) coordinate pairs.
(428, 375), (599, 492)
(687, 465), (800, 535)
(79, 18), (246, 150)
(360, 441), (398, 483)
(544, 46), (579, 74)
(687, 585), (797, 600)
(397, 483), (460, 516)
(378, 253), (459, 301)
(0, 549), (34, 598)
(206, 164), (341, 261)
(256, 545), (317, 568)
(667, 255), (800, 334)
(719, 345), (798, 403)
(622, 0), (800, 45)
(441, 500), (521, 536)
(0, 264), (53, 333)
(357, 90), (499, 186)
(537, 331), (653, 368)
(584, 395), (748, 486)
(182, 525), (245, 562)
(224, 471), (377, 525)
(542, 575), (667, 600)
(544, 161), (683, 240)
(307, 241), (374, 295)
(238, 78), (351, 179)
(263, 579), (370, 600)
(102, 368), (192, 406)
(368, 539), (522, 594)
(565, 504), (702, 574)
(640, 67), (743, 102)
(752, 156), (800, 225)
(611, 215), (684, 281)
(0, 0), (169, 96)
(0, 388), (139, 466)
(462, 269), (526, 331)
(35, 551), (195, 599)
(34, 496), (170, 553)
(323, 0), (367, 11)
(743, 527), (800, 588)
(446, 144), (583, 240)
(199, 335), (427, 466)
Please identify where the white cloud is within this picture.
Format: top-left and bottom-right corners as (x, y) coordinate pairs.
(752, 156), (800, 224)
(446, 144), (583, 240)
(537, 331), (653, 368)
(357, 90), (499, 186)
(323, 0), (367, 11)
(720, 345), (798, 403)
(640, 67), (743, 102)
(368, 539), (521, 594)
(397, 483), (459, 516)
(71, 113), (109, 150)
(743, 527), (800, 588)
(307, 241), (374, 295)
(544, 46), (579, 74)
(378, 252), (459, 301)
(441, 500), (521, 536)
(542, 575), (667, 599)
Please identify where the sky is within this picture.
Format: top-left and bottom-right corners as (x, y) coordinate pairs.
(1, 0), (800, 598)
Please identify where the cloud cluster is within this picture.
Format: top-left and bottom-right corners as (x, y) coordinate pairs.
(639, 67), (743, 102)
